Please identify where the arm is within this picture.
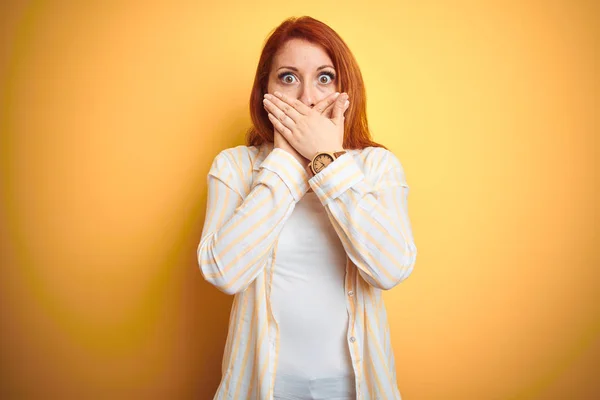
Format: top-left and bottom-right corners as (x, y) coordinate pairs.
(197, 148), (310, 295)
(308, 148), (417, 290)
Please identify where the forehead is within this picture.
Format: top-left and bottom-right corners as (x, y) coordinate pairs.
(273, 38), (333, 70)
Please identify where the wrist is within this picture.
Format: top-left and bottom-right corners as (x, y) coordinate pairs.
(294, 154), (308, 167)
(307, 149), (346, 177)
(276, 147), (308, 168)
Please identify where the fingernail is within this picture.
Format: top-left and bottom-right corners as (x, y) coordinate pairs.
(344, 100), (349, 107)
(334, 92), (340, 97)
(274, 91), (282, 97)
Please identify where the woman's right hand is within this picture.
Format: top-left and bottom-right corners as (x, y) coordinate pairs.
(274, 129), (307, 167)
(271, 91), (343, 167)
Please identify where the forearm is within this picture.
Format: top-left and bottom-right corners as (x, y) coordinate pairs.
(309, 150), (417, 290)
(326, 183), (417, 289)
(198, 148), (310, 294)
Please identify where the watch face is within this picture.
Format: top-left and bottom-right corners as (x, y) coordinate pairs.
(313, 153), (334, 173)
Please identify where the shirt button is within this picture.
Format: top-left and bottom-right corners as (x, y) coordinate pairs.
(349, 336), (356, 343)
(348, 290), (354, 296)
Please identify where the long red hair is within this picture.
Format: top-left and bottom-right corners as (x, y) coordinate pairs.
(246, 16), (387, 150)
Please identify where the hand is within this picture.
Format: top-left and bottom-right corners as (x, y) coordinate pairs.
(266, 91), (347, 165)
(263, 91), (349, 161)
(273, 129), (306, 167)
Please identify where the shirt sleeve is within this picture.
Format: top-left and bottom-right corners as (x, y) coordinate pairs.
(197, 148), (310, 295)
(308, 148), (418, 290)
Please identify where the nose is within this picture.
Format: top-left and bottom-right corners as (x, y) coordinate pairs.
(298, 81), (318, 108)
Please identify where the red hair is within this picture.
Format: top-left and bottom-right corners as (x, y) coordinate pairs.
(246, 16), (387, 150)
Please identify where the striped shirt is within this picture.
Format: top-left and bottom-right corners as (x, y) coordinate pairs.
(197, 141), (417, 399)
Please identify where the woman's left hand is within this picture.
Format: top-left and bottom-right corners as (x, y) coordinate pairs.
(263, 91), (349, 161)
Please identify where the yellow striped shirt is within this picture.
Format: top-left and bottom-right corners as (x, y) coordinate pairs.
(197, 141), (417, 399)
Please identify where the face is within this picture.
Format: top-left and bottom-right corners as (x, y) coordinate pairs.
(266, 38), (338, 108)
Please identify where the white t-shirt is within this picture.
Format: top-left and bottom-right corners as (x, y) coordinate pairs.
(271, 191), (356, 399)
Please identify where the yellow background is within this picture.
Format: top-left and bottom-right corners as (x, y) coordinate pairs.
(1, 1), (598, 399)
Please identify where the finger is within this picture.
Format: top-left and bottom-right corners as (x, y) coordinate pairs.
(321, 93), (348, 119)
(264, 98), (296, 131)
(264, 94), (303, 123)
(267, 112), (294, 140)
(322, 102), (333, 119)
(317, 93), (341, 118)
(332, 93), (349, 123)
(313, 92), (340, 114)
(272, 91), (312, 115)
(322, 97), (340, 118)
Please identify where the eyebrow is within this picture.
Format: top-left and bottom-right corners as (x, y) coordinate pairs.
(277, 65), (335, 72)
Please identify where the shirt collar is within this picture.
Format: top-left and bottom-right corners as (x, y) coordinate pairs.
(252, 141), (275, 171)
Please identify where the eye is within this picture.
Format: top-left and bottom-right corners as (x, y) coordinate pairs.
(277, 71), (336, 85)
(319, 71), (336, 84)
(278, 72), (297, 84)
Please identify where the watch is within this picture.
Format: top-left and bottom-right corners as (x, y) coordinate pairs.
(307, 151), (347, 177)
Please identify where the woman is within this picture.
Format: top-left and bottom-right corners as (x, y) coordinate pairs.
(198, 16), (417, 400)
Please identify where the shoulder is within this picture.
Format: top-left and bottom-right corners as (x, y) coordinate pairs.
(213, 144), (259, 165)
(351, 146), (408, 187)
(209, 145), (259, 175)
(351, 146), (404, 173)
(207, 145), (261, 196)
